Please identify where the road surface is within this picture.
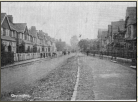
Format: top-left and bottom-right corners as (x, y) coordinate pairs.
(76, 53), (136, 100)
(1, 53), (76, 94)
(1, 53), (136, 101)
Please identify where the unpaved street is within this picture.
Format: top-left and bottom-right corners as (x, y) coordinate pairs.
(1, 53), (136, 101)
(76, 53), (136, 100)
(1, 53), (76, 100)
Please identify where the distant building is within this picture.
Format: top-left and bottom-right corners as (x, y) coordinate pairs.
(97, 29), (108, 51)
(37, 30), (44, 53)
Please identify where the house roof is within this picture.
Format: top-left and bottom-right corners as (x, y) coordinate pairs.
(1, 13), (16, 31)
(126, 7), (136, 25)
(11, 23), (27, 33)
(37, 30), (45, 39)
(111, 20), (125, 34)
(1, 35), (16, 42)
(1, 13), (6, 24)
(29, 26), (37, 38)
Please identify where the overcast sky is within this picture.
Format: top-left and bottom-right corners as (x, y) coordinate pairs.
(1, 2), (136, 45)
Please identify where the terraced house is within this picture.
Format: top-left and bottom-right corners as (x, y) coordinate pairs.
(13, 23), (33, 53)
(110, 19), (125, 52)
(29, 26), (38, 53)
(1, 13), (57, 64)
(1, 13), (17, 53)
(125, 7), (136, 53)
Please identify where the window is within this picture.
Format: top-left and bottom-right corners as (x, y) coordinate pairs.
(3, 28), (6, 36)
(13, 31), (15, 37)
(24, 34), (27, 40)
(12, 31), (14, 37)
(10, 31), (13, 37)
(48, 47), (50, 52)
(6, 29), (10, 36)
(19, 33), (22, 39)
(9, 31), (11, 37)
(22, 33), (23, 39)
(1, 28), (3, 36)
(27, 35), (29, 41)
(14, 31), (17, 38)
(22, 34), (25, 40)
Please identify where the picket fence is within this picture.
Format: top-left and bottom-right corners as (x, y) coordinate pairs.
(14, 52), (63, 62)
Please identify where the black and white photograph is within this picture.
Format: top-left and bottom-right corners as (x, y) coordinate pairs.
(1, 1), (137, 101)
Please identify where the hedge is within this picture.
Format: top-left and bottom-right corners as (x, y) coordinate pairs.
(1, 52), (14, 66)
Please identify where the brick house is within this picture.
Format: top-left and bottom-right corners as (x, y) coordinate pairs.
(37, 30), (44, 56)
(11, 23), (33, 53)
(125, 7), (136, 52)
(1, 13), (17, 53)
(110, 20), (126, 53)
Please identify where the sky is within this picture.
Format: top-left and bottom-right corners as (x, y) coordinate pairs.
(1, 2), (136, 45)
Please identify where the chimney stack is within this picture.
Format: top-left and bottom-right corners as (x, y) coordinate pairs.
(7, 15), (13, 23)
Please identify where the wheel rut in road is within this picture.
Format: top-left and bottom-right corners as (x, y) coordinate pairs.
(75, 55), (95, 100)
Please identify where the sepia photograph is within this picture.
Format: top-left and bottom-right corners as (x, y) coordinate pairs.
(1, 1), (137, 101)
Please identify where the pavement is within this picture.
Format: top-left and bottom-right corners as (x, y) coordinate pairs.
(90, 54), (136, 69)
(1, 57), (53, 69)
(76, 54), (136, 100)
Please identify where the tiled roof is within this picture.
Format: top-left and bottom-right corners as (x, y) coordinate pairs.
(29, 26), (37, 38)
(1, 13), (17, 31)
(11, 23), (27, 33)
(9, 22), (17, 31)
(1, 35), (16, 42)
(37, 30), (44, 39)
(1, 13), (6, 24)
(126, 7), (136, 25)
(111, 20), (125, 34)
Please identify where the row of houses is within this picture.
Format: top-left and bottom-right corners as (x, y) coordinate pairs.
(97, 7), (136, 58)
(1, 13), (57, 58)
